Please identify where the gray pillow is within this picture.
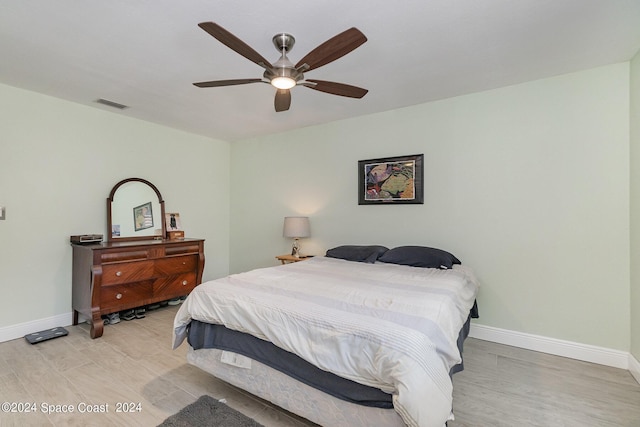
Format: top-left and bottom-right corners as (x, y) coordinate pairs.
(378, 246), (461, 269)
(325, 245), (389, 264)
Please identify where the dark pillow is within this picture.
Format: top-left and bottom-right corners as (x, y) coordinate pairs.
(378, 246), (461, 269)
(325, 245), (389, 264)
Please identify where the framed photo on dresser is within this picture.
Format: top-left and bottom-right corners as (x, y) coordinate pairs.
(165, 212), (182, 231)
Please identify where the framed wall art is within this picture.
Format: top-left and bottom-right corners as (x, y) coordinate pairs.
(358, 154), (424, 205)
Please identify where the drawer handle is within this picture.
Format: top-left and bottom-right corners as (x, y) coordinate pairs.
(116, 293), (122, 299)
(182, 262), (186, 265)
(182, 280), (188, 286)
(115, 271), (122, 277)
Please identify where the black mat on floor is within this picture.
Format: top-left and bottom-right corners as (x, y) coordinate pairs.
(158, 395), (265, 427)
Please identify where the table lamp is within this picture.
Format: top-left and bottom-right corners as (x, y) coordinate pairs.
(283, 216), (310, 257)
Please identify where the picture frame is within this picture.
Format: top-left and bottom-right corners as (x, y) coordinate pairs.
(133, 201), (154, 231)
(358, 154), (424, 205)
(165, 212), (182, 231)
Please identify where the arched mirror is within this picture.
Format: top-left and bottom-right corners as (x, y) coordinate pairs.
(107, 178), (165, 242)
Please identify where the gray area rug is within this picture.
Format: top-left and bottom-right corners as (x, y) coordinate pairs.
(158, 395), (265, 427)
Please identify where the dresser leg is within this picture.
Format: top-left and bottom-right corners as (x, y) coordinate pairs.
(90, 316), (104, 339)
(73, 310), (79, 326)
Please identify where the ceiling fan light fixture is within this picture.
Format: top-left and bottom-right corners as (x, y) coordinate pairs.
(271, 76), (297, 90)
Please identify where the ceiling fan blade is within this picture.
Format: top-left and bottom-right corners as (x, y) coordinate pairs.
(295, 28), (367, 72)
(274, 89), (291, 112)
(193, 78), (264, 88)
(302, 79), (368, 98)
(198, 22), (273, 70)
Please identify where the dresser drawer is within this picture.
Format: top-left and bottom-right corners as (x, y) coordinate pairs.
(154, 272), (197, 298)
(100, 250), (149, 263)
(100, 281), (153, 311)
(101, 261), (155, 285)
(165, 244), (201, 256)
(155, 255), (197, 276)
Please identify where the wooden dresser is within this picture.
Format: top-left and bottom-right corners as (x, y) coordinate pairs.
(72, 238), (205, 338)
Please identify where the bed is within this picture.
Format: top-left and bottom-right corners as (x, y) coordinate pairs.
(173, 245), (479, 427)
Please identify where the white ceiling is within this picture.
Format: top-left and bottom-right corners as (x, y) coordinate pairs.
(2, 1), (640, 142)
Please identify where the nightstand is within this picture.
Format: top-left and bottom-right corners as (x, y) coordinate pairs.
(276, 254), (313, 264)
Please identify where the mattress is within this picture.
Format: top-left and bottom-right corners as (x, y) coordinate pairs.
(186, 313), (474, 408)
(174, 256), (479, 427)
(187, 321), (394, 408)
(187, 346), (407, 427)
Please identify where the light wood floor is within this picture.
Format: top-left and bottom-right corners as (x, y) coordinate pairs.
(1, 305), (639, 426)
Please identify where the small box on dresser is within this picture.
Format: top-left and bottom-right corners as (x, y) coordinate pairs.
(167, 230), (185, 240)
(71, 238), (204, 338)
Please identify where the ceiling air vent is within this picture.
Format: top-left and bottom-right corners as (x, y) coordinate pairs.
(95, 98), (129, 110)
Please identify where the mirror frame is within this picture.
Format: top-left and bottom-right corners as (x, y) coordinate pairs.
(107, 177), (166, 242)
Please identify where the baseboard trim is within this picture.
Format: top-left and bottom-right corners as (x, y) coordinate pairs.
(469, 323), (629, 370)
(630, 354), (640, 385)
(0, 312), (73, 343)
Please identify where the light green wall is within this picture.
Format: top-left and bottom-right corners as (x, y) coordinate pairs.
(231, 63), (631, 351)
(631, 50), (640, 360)
(0, 83), (231, 328)
(0, 61), (634, 354)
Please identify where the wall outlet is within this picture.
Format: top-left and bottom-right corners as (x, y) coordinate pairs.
(0, 207), (5, 220)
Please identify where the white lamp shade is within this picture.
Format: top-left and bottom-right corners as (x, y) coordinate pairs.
(283, 216), (310, 238)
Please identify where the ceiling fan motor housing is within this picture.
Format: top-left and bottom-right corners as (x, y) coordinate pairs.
(264, 62), (303, 84)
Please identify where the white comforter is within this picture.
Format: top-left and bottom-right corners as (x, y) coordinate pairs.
(173, 256), (479, 427)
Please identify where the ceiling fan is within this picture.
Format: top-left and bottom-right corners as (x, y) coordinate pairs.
(193, 22), (368, 112)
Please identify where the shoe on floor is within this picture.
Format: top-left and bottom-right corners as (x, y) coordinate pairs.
(134, 308), (146, 319)
(120, 309), (135, 321)
(167, 298), (182, 306)
(102, 313), (120, 325)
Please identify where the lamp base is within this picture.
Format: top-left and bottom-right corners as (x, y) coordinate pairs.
(291, 238), (300, 258)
